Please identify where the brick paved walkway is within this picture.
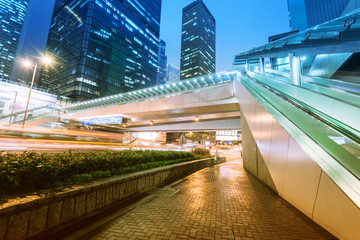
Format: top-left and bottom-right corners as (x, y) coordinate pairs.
(64, 152), (336, 240)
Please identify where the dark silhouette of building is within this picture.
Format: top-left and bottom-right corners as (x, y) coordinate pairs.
(268, 30), (299, 43)
(180, 0), (215, 80)
(41, 0), (162, 100)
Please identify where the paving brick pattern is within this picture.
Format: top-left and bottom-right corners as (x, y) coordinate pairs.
(74, 153), (336, 240)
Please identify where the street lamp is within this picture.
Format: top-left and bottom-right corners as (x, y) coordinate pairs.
(8, 91), (18, 126)
(21, 55), (54, 128)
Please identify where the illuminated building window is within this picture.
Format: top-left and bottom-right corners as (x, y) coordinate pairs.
(40, 0), (161, 100)
(0, 0), (29, 82)
(180, 0), (215, 80)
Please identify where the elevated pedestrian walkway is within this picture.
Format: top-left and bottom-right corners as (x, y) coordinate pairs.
(232, 9), (360, 239)
(236, 70), (360, 240)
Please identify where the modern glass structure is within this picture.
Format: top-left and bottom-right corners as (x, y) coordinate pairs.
(10, 0), (56, 85)
(180, 0), (215, 80)
(40, 0), (162, 100)
(156, 39), (167, 85)
(166, 63), (180, 83)
(288, 0), (351, 30)
(0, 0), (29, 82)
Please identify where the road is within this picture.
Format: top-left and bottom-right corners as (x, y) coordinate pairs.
(0, 124), (130, 152)
(0, 137), (131, 152)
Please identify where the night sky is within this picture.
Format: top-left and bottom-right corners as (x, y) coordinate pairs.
(21, 0), (55, 56)
(25, 0), (290, 72)
(160, 0), (290, 72)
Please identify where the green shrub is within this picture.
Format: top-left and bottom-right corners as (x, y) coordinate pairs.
(91, 170), (111, 179)
(192, 148), (211, 156)
(72, 173), (93, 183)
(0, 150), (199, 195)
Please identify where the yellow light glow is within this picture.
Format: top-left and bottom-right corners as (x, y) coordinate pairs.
(22, 60), (33, 68)
(194, 116), (199, 122)
(150, 121), (154, 125)
(41, 55), (53, 65)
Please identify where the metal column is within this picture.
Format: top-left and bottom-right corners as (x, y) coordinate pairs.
(289, 53), (302, 86)
(259, 57), (265, 74)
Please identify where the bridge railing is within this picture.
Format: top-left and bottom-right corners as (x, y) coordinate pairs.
(0, 104), (58, 125)
(61, 72), (238, 113)
(264, 69), (360, 106)
(237, 71), (360, 182)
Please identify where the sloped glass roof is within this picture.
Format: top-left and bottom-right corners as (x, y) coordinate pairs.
(234, 8), (360, 61)
(62, 71), (238, 112)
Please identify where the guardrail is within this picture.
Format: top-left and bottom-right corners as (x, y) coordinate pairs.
(265, 69), (360, 106)
(240, 72), (360, 180)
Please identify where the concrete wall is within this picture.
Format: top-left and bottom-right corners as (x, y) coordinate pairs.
(241, 114), (277, 192)
(0, 158), (222, 240)
(234, 80), (360, 240)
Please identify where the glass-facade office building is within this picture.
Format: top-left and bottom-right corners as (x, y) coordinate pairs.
(0, 0), (29, 82)
(166, 63), (179, 83)
(41, 0), (162, 100)
(180, 0), (215, 80)
(156, 39), (167, 85)
(288, 0), (350, 30)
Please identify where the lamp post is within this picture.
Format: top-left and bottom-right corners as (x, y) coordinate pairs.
(8, 91), (18, 126)
(21, 56), (53, 128)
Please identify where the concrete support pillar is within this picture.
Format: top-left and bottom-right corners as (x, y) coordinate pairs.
(259, 57), (265, 74)
(245, 59), (249, 71)
(289, 53), (302, 86)
(270, 58), (276, 70)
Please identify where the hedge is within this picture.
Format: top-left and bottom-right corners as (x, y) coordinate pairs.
(0, 150), (200, 195)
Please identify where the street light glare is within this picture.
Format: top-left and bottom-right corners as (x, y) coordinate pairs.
(41, 55), (53, 65)
(22, 60), (33, 68)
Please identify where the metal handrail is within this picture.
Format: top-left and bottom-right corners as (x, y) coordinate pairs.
(240, 73), (360, 180)
(0, 104), (57, 120)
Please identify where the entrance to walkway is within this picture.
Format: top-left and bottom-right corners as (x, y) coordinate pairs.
(61, 151), (335, 240)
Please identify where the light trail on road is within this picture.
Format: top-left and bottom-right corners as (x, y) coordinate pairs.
(0, 137), (130, 152)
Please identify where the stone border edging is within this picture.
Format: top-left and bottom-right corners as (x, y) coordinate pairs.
(0, 157), (225, 240)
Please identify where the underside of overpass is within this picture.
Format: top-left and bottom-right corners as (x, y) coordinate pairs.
(62, 76), (242, 132)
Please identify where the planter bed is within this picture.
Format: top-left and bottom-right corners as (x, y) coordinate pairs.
(0, 150), (224, 240)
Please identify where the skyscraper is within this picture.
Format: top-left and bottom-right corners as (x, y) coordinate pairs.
(41, 0), (162, 100)
(166, 63), (180, 83)
(156, 40), (167, 85)
(11, 0), (56, 85)
(288, 0), (352, 31)
(0, 0), (29, 82)
(180, 0), (215, 80)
